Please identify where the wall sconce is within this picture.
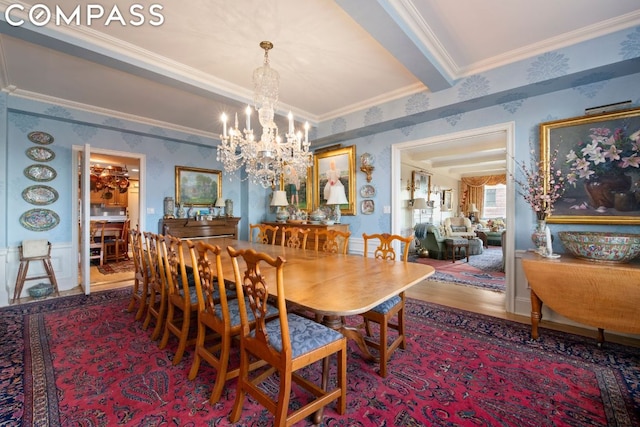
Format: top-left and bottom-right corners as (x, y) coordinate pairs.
(360, 152), (374, 182)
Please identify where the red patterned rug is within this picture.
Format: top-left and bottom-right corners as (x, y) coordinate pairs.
(96, 259), (135, 275)
(411, 247), (506, 292)
(1, 288), (638, 426)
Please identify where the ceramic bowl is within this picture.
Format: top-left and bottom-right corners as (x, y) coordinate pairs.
(28, 282), (53, 298)
(558, 231), (640, 263)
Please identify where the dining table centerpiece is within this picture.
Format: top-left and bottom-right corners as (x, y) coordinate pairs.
(513, 144), (566, 254)
(566, 126), (640, 210)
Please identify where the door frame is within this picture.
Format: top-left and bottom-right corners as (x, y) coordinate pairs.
(72, 145), (146, 294)
(391, 122), (515, 313)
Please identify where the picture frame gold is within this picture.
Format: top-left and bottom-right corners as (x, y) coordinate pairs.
(313, 145), (356, 216)
(411, 170), (431, 201)
(280, 165), (312, 211)
(175, 166), (222, 206)
(541, 107), (640, 224)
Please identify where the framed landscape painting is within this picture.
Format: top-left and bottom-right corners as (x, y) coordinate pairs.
(541, 107), (640, 224)
(280, 164), (312, 210)
(175, 166), (221, 206)
(313, 145), (356, 216)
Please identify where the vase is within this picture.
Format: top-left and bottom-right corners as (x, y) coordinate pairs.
(583, 174), (631, 208)
(531, 219), (549, 251)
(614, 191), (637, 211)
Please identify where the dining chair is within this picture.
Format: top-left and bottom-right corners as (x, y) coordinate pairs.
(314, 229), (350, 254)
(89, 220), (107, 266)
(228, 246), (347, 426)
(280, 226), (310, 249)
(142, 232), (169, 341)
(104, 219), (130, 263)
(126, 226), (149, 321)
(360, 232), (413, 377)
(249, 223), (279, 245)
(187, 241), (278, 404)
(159, 235), (198, 365)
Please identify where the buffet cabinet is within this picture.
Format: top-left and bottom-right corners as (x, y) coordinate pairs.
(262, 221), (350, 249)
(160, 217), (240, 239)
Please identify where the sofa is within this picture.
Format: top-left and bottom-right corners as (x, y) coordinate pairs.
(477, 217), (506, 246)
(415, 223), (447, 260)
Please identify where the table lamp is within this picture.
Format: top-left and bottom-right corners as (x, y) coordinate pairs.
(271, 190), (289, 222)
(327, 185), (348, 223)
(412, 197), (428, 224)
(469, 203), (478, 222)
(214, 197), (226, 217)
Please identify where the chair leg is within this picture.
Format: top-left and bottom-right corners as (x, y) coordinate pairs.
(12, 261), (29, 303)
(209, 334), (232, 404)
(172, 308), (191, 365)
(42, 258), (59, 296)
(230, 351), (250, 422)
(187, 322), (206, 381)
(274, 369), (292, 426)
(159, 303), (174, 349)
(379, 318), (389, 378)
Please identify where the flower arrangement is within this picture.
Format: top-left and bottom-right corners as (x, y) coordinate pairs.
(566, 126), (640, 185)
(513, 145), (566, 220)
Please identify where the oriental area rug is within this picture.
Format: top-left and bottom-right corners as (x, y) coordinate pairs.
(96, 259), (135, 275)
(1, 288), (639, 426)
(410, 246), (506, 292)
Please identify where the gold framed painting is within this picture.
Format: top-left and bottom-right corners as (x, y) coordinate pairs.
(175, 166), (222, 206)
(313, 145), (356, 216)
(280, 165), (312, 211)
(411, 170), (431, 201)
(541, 106), (640, 224)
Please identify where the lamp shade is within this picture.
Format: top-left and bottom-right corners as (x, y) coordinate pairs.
(270, 190), (289, 207)
(469, 203), (478, 213)
(412, 198), (428, 210)
(215, 197), (226, 208)
(327, 185), (348, 205)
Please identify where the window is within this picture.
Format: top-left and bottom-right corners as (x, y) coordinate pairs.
(483, 184), (506, 218)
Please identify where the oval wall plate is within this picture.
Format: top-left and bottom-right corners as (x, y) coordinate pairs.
(22, 185), (59, 205)
(24, 164), (57, 182)
(20, 208), (60, 231)
(27, 131), (54, 145)
(25, 146), (55, 162)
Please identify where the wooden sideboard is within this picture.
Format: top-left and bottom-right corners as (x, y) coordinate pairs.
(521, 252), (640, 344)
(160, 217), (240, 239)
(261, 221), (350, 249)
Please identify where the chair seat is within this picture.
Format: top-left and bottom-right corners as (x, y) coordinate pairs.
(369, 295), (401, 314)
(221, 299), (279, 328)
(257, 313), (344, 358)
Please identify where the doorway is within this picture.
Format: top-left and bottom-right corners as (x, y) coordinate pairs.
(391, 122), (516, 313)
(73, 146), (146, 294)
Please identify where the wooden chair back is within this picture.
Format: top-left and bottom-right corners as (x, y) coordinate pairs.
(280, 226), (310, 249)
(362, 233), (413, 262)
(142, 232), (168, 340)
(228, 246), (347, 425)
(127, 226), (148, 320)
(314, 229), (350, 254)
(159, 235), (198, 364)
(249, 223), (279, 245)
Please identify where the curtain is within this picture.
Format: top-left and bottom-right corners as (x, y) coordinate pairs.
(461, 174), (506, 218)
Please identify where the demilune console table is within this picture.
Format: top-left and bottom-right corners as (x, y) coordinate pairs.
(521, 252), (640, 344)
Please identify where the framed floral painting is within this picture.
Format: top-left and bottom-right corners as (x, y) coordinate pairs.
(541, 106), (640, 224)
(313, 145), (356, 216)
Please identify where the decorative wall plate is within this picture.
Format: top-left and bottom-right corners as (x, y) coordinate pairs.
(360, 184), (376, 198)
(24, 164), (57, 182)
(28, 131), (54, 145)
(361, 199), (375, 215)
(22, 185), (59, 205)
(25, 146), (55, 162)
(20, 208), (60, 231)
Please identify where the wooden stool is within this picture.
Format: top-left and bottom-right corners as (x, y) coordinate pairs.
(444, 238), (469, 263)
(13, 240), (60, 303)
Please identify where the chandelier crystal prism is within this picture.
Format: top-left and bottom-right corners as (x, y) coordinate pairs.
(217, 41), (312, 188)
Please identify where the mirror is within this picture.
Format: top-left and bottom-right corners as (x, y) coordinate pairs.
(411, 170), (431, 201)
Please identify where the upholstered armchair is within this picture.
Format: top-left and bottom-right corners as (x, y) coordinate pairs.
(443, 217), (474, 238)
(416, 225), (447, 260)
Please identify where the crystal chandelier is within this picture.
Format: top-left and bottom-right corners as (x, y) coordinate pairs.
(217, 41), (312, 188)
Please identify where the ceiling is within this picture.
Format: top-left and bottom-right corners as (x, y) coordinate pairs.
(1, 0), (639, 179)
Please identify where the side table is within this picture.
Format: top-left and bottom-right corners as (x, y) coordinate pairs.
(444, 238), (469, 263)
(475, 230), (488, 248)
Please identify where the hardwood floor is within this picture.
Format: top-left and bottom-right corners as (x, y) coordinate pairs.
(14, 271), (640, 348)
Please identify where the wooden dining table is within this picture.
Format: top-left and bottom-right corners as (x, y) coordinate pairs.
(182, 237), (435, 359)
